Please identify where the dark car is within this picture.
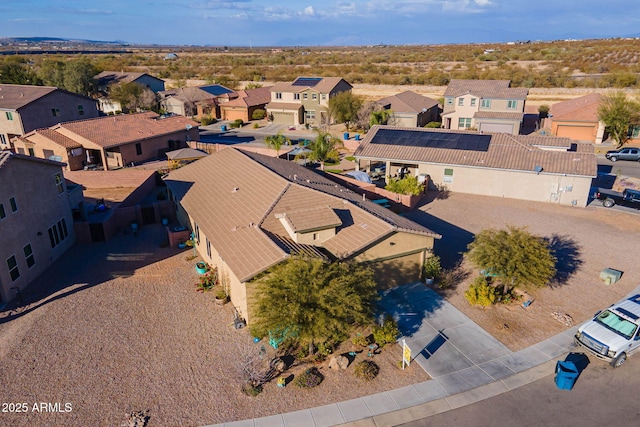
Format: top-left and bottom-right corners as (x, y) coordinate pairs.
(605, 147), (640, 162)
(596, 188), (640, 209)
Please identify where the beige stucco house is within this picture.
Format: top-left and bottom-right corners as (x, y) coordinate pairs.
(164, 148), (440, 324)
(442, 79), (529, 135)
(354, 126), (597, 207)
(0, 152), (76, 306)
(158, 84), (235, 119)
(12, 112), (199, 171)
(267, 77), (353, 127)
(0, 84), (100, 151)
(220, 86), (272, 122)
(376, 91), (440, 128)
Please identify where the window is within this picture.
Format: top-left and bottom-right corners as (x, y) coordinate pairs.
(51, 108), (60, 117)
(458, 118), (472, 129)
(322, 94), (327, 100)
(294, 93), (300, 100)
(6, 111), (13, 120)
(313, 233), (319, 241)
(507, 100), (517, 109)
(305, 110), (316, 121)
(444, 168), (454, 184)
(28, 148), (34, 156)
(458, 98), (464, 106)
(303, 93), (308, 100)
(10, 197), (17, 212)
(7, 255), (20, 281)
(206, 238), (211, 259)
(48, 218), (69, 248)
(23, 244), (35, 268)
(77, 105), (85, 115)
(0, 134), (6, 145)
(194, 222), (200, 244)
(275, 92), (282, 99)
(54, 173), (64, 194)
(446, 98), (453, 105)
(0, 203), (5, 219)
(470, 98), (476, 107)
(312, 93), (317, 100)
(135, 143), (142, 156)
(481, 99), (491, 108)
(16, 148), (25, 155)
(632, 126), (640, 138)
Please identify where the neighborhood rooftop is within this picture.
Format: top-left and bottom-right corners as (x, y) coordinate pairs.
(0, 84), (59, 109)
(355, 126), (597, 177)
(444, 79), (529, 99)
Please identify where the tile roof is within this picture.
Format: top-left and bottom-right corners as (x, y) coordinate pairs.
(223, 86), (272, 108)
(94, 71), (163, 86)
(354, 126), (597, 178)
(51, 112), (199, 149)
(444, 79), (529, 99)
(0, 84), (58, 110)
(376, 91), (439, 113)
(276, 206), (342, 233)
(159, 85), (235, 104)
(270, 77), (351, 94)
(473, 111), (525, 120)
(550, 93), (602, 122)
(0, 150), (65, 171)
(165, 148), (439, 282)
(19, 128), (82, 149)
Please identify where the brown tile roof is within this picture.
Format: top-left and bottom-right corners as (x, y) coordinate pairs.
(223, 86), (272, 108)
(270, 77), (351, 94)
(354, 126), (597, 178)
(64, 169), (156, 189)
(376, 91), (439, 113)
(550, 93), (602, 122)
(444, 79), (528, 99)
(276, 206), (342, 233)
(165, 148), (439, 282)
(0, 84), (58, 110)
(52, 112), (199, 149)
(473, 111), (525, 120)
(0, 150), (65, 171)
(94, 71), (163, 86)
(21, 128), (83, 149)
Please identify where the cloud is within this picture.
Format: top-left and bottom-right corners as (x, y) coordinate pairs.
(304, 6), (315, 16)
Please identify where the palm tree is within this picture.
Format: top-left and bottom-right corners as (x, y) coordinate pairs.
(264, 131), (290, 157)
(299, 130), (344, 171)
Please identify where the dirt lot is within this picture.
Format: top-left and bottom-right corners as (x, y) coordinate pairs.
(405, 192), (640, 351)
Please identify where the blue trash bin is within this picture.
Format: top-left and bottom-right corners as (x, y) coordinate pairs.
(555, 360), (579, 390)
(221, 125), (227, 131)
(343, 132), (349, 140)
(355, 134), (360, 141)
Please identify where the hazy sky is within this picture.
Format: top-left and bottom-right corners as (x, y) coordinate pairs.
(2, 0), (640, 46)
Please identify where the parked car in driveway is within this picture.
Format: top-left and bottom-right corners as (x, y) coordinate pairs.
(595, 188), (640, 209)
(605, 147), (640, 162)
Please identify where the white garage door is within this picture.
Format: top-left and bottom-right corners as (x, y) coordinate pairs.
(479, 123), (514, 133)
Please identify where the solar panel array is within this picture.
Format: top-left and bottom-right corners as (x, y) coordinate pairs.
(373, 129), (491, 152)
(292, 77), (322, 87)
(200, 85), (233, 96)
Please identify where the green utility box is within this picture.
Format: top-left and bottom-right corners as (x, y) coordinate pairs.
(600, 268), (623, 285)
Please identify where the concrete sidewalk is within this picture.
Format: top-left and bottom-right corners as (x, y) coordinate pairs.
(207, 281), (585, 427)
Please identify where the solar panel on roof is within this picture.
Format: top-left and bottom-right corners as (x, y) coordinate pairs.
(200, 85), (233, 96)
(373, 129), (491, 152)
(292, 77), (322, 87)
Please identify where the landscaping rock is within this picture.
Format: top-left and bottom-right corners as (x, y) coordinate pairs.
(328, 355), (349, 370)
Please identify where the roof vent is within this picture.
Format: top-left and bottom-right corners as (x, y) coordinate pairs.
(534, 165), (543, 175)
(231, 226), (238, 231)
(232, 187), (239, 193)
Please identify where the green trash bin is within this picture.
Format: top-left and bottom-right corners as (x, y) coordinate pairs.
(555, 360), (579, 390)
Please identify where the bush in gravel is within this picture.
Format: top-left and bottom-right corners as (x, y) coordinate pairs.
(241, 383), (263, 397)
(354, 360), (380, 381)
(372, 315), (399, 348)
(464, 276), (498, 306)
(294, 367), (324, 389)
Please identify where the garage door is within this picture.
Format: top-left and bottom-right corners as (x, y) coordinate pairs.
(271, 112), (294, 125)
(556, 125), (595, 142)
(479, 123), (514, 133)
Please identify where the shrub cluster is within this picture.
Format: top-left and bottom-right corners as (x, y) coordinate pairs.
(354, 360), (380, 381)
(464, 276), (498, 306)
(372, 316), (399, 348)
(294, 367), (324, 389)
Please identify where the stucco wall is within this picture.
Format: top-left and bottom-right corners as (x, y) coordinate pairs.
(19, 92), (100, 133)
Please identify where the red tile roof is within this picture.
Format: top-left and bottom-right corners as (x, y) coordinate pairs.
(550, 93), (602, 123)
(376, 91), (438, 113)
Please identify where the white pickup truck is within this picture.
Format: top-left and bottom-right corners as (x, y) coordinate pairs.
(574, 294), (640, 368)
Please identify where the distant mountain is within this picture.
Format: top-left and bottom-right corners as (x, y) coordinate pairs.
(0, 36), (129, 45)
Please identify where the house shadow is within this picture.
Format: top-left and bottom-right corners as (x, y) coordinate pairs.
(546, 234), (583, 287)
(0, 224), (185, 324)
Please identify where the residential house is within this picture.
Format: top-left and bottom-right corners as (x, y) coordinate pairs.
(354, 126), (597, 207)
(0, 84), (100, 151)
(375, 91), (440, 128)
(93, 71), (165, 114)
(548, 94), (606, 144)
(164, 148), (440, 323)
(442, 79), (529, 135)
(220, 86), (272, 122)
(0, 152), (76, 306)
(12, 112), (199, 171)
(267, 77), (353, 126)
(158, 84), (235, 119)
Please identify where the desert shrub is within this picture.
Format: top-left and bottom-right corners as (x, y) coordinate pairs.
(294, 367), (324, 389)
(252, 109), (266, 120)
(354, 360), (380, 381)
(372, 315), (399, 348)
(352, 333), (370, 347)
(424, 121), (442, 128)
(200, 115), (216, 126)
(464, 276), (498, 306)
(423, 255), (442, 280)
(241, 383), (263, 397)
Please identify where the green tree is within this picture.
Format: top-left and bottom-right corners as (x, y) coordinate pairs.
(370, 109), (392, 127)
(0, 63), (41, 85)
(253, 256), (378, 355)
(598, 92), (640, 148)
(328, 91), (363, 131)
(37, 60), (66, 88)
(264, 131), (290, 156)
(109, 82), (156, 112)
(385, 175), (423, 196)
(300, 130), (343, 171)
(466, 226), (556, 294)
(62, 58), (97, 95)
